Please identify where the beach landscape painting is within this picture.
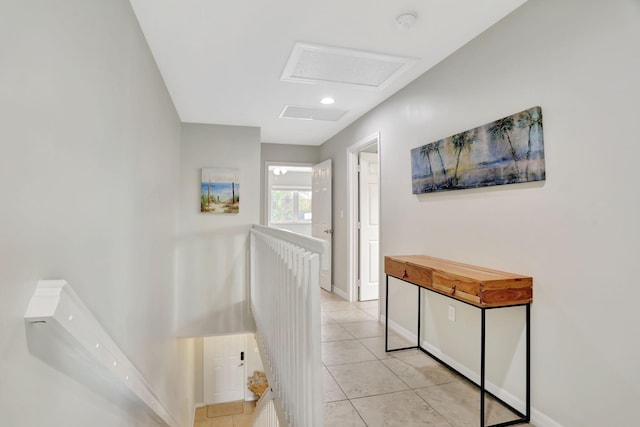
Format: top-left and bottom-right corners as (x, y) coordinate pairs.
(411, 106), (545, 194)
(201, 167), (240, 213)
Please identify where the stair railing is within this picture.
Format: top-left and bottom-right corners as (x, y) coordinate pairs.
(249, 225), (325, 427)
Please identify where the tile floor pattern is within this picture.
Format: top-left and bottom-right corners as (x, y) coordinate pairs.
(194, 401), (256, 427)
(320, 290), (532, 427)
(193, 291), (531, 427)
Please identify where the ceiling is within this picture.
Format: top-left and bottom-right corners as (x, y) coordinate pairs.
(129, 0), (527, 146)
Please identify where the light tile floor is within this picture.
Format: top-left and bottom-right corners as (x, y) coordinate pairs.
(321, 290), (532, 427)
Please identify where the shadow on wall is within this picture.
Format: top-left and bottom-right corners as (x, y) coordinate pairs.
(24, 321), (160, 425)
(175, 225), (256, 337)
(178, 300), (254, 339)
(415, 179), (545, 203)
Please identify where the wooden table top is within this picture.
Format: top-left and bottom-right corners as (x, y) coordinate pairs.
(387, 255), (531, 281)
(385, 255), (533, 307)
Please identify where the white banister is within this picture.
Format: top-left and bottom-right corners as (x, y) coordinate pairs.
(24, 280), (178, 427)
(249, 225), (324, 427)
(251, 389), (285, 427)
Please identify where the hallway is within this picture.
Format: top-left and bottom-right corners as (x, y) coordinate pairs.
(320, 291), (531, 427)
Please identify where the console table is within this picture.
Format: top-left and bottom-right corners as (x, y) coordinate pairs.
(384, 255), (532, 427)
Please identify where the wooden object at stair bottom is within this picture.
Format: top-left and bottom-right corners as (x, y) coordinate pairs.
(384, 255), (532, 307)
(248, 371), (269, 397)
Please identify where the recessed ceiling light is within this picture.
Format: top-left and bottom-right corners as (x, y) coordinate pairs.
(320, 97), (335, 105)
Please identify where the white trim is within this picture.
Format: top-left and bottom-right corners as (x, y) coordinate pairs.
(382, 314), (563, 427)
(382, 316), (414, 343)
(346, 132), (381, 302)
(271, 185), (312, 190)
(419, 341), (525, 412)
(332, 285), (348, 301)
(263, 161), (313, 227)
(252, 224), (329, 270)
(24, 280), (179, 427)
(385, 317), (524, 412)
(530, 409), (565, 427)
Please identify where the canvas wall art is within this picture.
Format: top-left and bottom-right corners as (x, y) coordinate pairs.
(201, 167), (240, 213)
(411, 106), (545, 194)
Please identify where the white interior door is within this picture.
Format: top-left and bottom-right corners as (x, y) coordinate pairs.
(203, 334), (246, 404)
(312, 159), (332, 292)
(358, 152), (379, 301)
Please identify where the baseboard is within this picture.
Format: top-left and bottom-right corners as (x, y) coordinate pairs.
(385, 318), (524, 415)
(332, 285), (348, 300)
(530, 408), (565, 427)
(382, 317), (408, 337)
(420, 341), (525, 411)
(382, 315), (563, 427)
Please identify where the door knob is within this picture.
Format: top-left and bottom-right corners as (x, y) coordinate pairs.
(238, 362), (244, 367)
(324, 229), (333, 234)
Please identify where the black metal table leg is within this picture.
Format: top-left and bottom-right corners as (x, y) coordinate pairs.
(481, 308), (486, 427)
(417, 286), (421, 348)
(385, 275), (389, 352)
(480, 306), (532, 427)
(385, 272), (530, 427)
(526, 303), (531, 422)
(384, 274), (420, 353)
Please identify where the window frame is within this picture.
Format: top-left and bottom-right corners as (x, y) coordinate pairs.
(269, 185), (312, 225)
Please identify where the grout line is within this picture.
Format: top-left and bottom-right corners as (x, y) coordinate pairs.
(347, 398), (370, 426)
(322, 294), (532, 427)
(410, 388), (455, 427)
(324, 364), (350, 403)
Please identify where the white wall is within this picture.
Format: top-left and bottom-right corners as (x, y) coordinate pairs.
(193, 338), (204, 406)
(320, 0), (640, 425)
(176, 123), (261, 337)
(0, 0), (194, 426)
(261, 143), (320, 166)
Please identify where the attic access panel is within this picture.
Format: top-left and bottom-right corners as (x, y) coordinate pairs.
(281, 42), (417, 89)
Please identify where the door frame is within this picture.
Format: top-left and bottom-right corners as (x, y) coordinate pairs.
(347, 132), (381, 303)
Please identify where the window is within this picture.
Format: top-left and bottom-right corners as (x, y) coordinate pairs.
(270, 186), (312, 224)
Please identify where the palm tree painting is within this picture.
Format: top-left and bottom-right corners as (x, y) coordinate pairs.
(419, 144), (436, 191)
(201, 167), (240, 213)
(488, 116), (519, 177)
(451, 129), (477, 187)
(411, 106), (544, 194)
(517, 107), (545, 181)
